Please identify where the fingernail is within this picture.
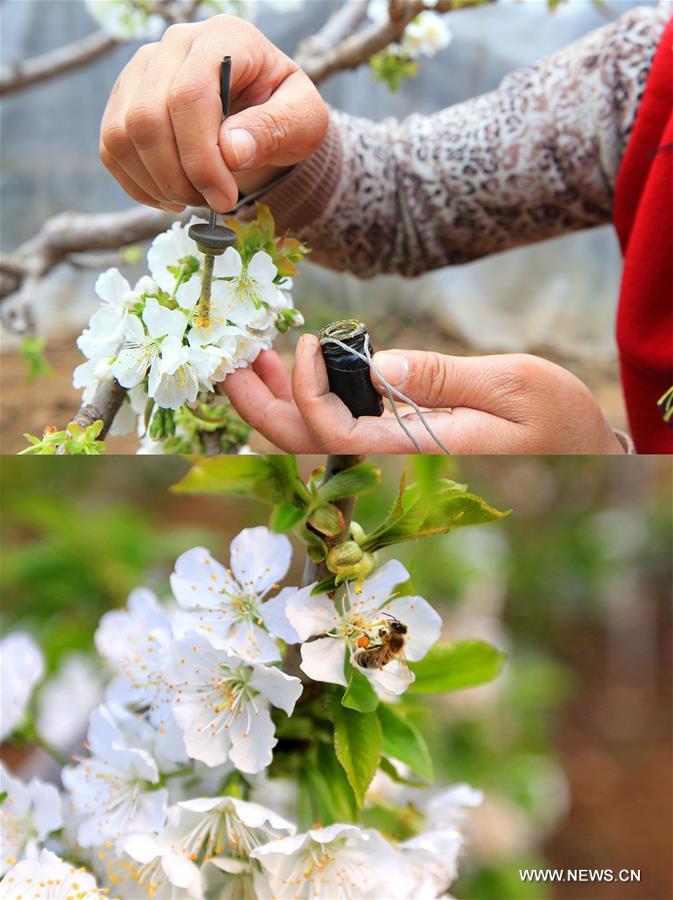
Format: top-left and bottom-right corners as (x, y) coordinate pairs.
(372, 351), (409, 387)
(159, 202), (184, 212)
(223, 128), (256, 169)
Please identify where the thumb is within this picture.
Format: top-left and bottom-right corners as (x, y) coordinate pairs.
(371, 350), (511, 412)
(219, 70), (328, 171)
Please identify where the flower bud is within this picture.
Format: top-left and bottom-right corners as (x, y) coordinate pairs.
(349, 521), (366, 546)
(326, 541), (363, 573)
(335, 552), (376, 592)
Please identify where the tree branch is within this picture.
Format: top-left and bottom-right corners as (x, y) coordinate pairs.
(0, 30), (119, 97)
(295, 0), (369, 70)
(1, 207), (190, 303)
(71, 377), (127, 437)
(300, 0), (494, 84)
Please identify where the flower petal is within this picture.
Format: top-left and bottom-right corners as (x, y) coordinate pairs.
(143, 298), (187, 340)
(94, 267), (131, 306)
(162, 852), (202, 889)
(285, 586), (337, 641)
(249, 664), (302, 716)
(356, 559), (410, 613)
(228, 705), (276, 774)
(229, 527), (292, 595)
(170, 546), (237, 610)
(361, 657), (415, 696)
(259, 587), (301, 644)
(247, 250), (277, 284)
(383, 595), (442, 661)
(300, 636), (347, 686)
(215, 245), (243, 278)
(225, 621), (281, 664)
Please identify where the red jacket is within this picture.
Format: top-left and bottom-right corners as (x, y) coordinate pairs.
(614, 15), (673, 453)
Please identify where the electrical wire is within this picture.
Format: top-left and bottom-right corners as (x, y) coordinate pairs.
(319, 335), (452, 455)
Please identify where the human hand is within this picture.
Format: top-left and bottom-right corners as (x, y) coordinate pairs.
(99, 15), (328, 212)
(223, 336), (626, 454)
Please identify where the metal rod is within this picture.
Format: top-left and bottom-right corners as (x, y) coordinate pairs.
(207, 56), (232, 230)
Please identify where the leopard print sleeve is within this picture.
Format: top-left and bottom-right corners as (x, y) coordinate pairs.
(261, 4), (667, 277)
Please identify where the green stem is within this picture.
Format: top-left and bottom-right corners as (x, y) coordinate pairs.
(195, 253), (215, 327)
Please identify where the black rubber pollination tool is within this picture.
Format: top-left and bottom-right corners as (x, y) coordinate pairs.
(189, 55), (237, 328)
(319, 319), (385, 418)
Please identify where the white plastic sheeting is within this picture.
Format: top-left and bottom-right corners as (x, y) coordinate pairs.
(0, 0), (651, 358)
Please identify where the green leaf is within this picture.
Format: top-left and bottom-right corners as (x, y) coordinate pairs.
(299, 526), (328, 563)
(333, 705), (382, 806)
(362, 478), (507, 552)
(297, 773), (313, 831)
(317, 463), (381, 502)
(172, 456), (272, 495)
(377, 703), (433, 781)
(409, 640), (506, 694)
(270, 500), (307, 533)
(172, 455), (310, 508)
(342, 665), (379, 713)
(311, 575), (337, 595)
(0, 791), (7, 806)
(308, 743), (358, 825)
(379, 757), (430, 787)
(307, 503), (345, 537)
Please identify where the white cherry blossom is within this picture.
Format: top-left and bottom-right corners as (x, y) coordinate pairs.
(36, 654), (103, 752)
(425, 782), (484, 828)
(119, 796), (294, 899)
(170, 527), (294, 662)
(62, 704), (168, 847)
(402, 11), (452, 58)
(76, 269), (129, 362)
(0, 632), (44, 740)
(285, 559), (442, 694)
(95, 587), (173, 711)
(251, 823), (414, 899)
(211, 248), (285, 329)
(147, 220), (203, 311)
(167, 634), (302, 773)
(0, 763), (62, 875)
(0, 848), (103, 899)
(111, 297), (187, 392)
(400, 828), (464, 899)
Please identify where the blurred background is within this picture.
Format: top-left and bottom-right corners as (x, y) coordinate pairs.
(0, 0), (660, 451)
(1, 454), (671, 899)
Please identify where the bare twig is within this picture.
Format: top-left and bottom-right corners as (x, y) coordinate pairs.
(0, 207), (191, 303)
(0, 30), (119, 97)
(71, 377), (127, 437)
(300, 0), (494, 84)
(295, 0), (369, 69)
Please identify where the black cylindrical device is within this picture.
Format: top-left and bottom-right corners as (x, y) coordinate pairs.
(319, 320), (384, 419)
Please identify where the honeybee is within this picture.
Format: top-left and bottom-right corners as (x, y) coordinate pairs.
(353, 614), (408, 670)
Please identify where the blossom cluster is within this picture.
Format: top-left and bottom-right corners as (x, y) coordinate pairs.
(0, 526), (480, 899)
(73, 213), (303, 452)
(368, 1), (453, 60)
